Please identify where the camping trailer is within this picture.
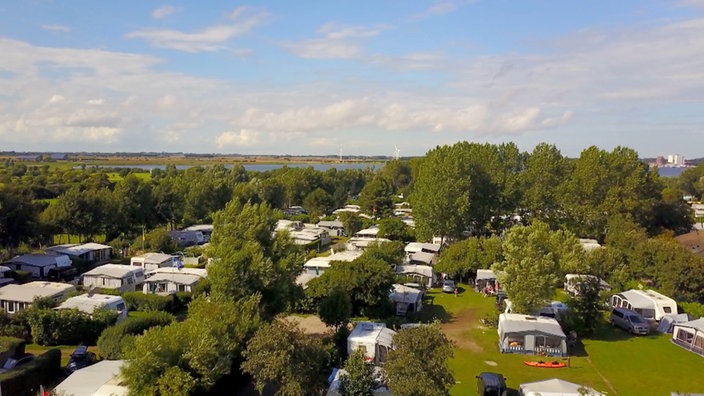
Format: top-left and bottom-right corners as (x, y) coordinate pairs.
(475, 269), (497, 293)
(347, 322), (396, 364)
(610, 289), (677, 321)
(563, 274), (610, 297)
(671, 318), (704, 356)
(56, 293), (128, 322)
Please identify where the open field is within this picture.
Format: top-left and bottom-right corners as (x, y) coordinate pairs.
(424, 285), (704, 396)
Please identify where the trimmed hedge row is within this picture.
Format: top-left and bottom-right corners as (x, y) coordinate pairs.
(122, 291), (192, 313)
(98, 311), (174, 359)
(0, 348), (61, 396)
(26, 308), (118, 346)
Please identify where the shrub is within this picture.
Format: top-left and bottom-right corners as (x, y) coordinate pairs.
(98, 311), (174, 359)
(122, 291), (174, 312)
(0, 348), (61, 396)
(680, 301), (704, 318)
(26, 308), (118, 346)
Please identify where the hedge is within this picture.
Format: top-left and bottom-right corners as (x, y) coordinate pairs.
(98, 311), (174, 359)
(26, 308), (118, 346)
(122, 291), (192, 313)
(0, 348), (61, 396)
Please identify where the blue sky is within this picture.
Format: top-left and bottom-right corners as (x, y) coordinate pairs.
(1, 1), (704, 158)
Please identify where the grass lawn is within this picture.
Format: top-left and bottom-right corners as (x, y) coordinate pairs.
(427, 283), (703, 396)
(24, 344), (99, 367)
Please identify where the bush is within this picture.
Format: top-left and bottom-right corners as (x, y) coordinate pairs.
(680, 301), (704, 318)
(123, 291), (174, 312)
(26, 308), (118, 346)
(98, 311), (174, 359)
(0, 348), (61, 396)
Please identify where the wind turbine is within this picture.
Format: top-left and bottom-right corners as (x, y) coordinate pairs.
(393, 146), (400, 160)
(339, 146), (343, 163)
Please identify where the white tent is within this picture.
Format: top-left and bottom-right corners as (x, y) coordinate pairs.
(519, 378), (604, 396)
(657, 313), (693, 333)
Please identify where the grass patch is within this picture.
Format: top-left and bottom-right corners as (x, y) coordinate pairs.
(428, 283), (703, 396)
(25, 344), (99, 367)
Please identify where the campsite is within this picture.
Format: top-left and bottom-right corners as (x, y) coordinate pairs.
(420, 286), (704, 396)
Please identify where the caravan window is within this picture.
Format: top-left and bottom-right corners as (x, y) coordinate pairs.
(116, 303), (126, 311)
(676, 329), (693, 343)
(694, 335), (704, 352)
(663, 306), (672, 314)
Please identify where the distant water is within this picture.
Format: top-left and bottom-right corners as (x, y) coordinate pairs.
(655, 167), (687, 177)
(80, 162), (385, 172)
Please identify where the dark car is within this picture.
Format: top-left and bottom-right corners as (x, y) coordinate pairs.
(476, 372), (507, 396)
(66, 345), (97, 373)
(0, 354), (35, 374)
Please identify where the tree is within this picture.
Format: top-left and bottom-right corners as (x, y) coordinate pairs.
(122, 296), (261, 396)
(377, 217), (414, 241)
(520, 143), (570, 228)
(207, 200), (304, 317)
(385, 323), (454, 396)
(492, 221), (580, 314)
(318, 288), (352, 329)
(566, 277), (604, 337)
(339, 212), (365, 237)
(359, 176), (394, 218)
(339, 349), (379, 396)
(242, 319), (330, 396)
(303, 188), (333, 218)
(0, 186), (42, 248)
(362, 240), (405, 266)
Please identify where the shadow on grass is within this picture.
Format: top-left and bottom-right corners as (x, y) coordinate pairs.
(416, 299), (452, 323)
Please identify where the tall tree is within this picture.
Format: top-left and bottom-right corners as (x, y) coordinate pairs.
(520, 143), (570, 228)
(339, 349), (379, 396)
(242, 319), (330, 396)
(385, 323), (454, 396)
(359, 176), (394, 218)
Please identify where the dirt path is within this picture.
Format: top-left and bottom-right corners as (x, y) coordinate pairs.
(283, 315), (330, 335)
(440, 307), (483, 352)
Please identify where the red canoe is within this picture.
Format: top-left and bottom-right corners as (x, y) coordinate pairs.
(523, 360), (566, 368)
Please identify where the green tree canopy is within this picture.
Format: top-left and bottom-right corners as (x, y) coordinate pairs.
(339, 349), (379, 396)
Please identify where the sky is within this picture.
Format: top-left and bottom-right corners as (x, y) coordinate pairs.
(1, 1), (704, 158)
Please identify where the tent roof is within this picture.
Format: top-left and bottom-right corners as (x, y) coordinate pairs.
(476, 269), (497, 280)
(396, 264), (433, 278)
(677, 318), (704, 332)
(519, 378), (604, 396)
(83, 264), (142, 279)
(409, 252), (435, 265)
(389, 284), (423, 304)
(499, 314), (566, 338)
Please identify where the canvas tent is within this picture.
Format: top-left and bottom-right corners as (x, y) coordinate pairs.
(671, 318), (704, 356)
(389, 284), (423, 316)
(498, 313), (567, 357)
(475, 269), (497, 292)
(519, 378), (604, 396)
(657, 313), (693, 333)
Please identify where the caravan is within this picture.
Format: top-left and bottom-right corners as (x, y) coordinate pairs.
(610, 289), (677, 321)
(347, 322), (396, 364)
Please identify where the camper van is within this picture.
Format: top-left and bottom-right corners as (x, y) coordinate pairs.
(56, 293), (128, 322)
(610, 289), (677, 321)
(609, 307), (649, 335)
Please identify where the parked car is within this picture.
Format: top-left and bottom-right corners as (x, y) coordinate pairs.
(610, 307), (649, 335)
(66, 345), (97, 373)
(476, 372), (507, 396)
(0, 354), (34, 374)
(442, 279), (456, 293)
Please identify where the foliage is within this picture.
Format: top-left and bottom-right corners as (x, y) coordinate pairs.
(98, 311), (174, 359)
(122, 295), (261, 396)
(207, 200), (304, 317)
(492, 221), (581, 314)
(385, 323), (454, 396)
(318, 288), (352, 329)
(338, 212), (365, 237)
(0, 348), (61, 396)
(306, 255), (395, 315)
(679, 301), (704, 319)
(436, 236), (503, 280)
(131, 228), (179, 254)
(565, 277), (604, 337)
(362, 240), (405, 266)
(0, 185), (44, 247)
(303, 187), (333, 218)
(122, 292), (175, 313)
(26, 308), (118, 346)
(359, 176), (395, 218)
(377, 217), (414, 241)
(242, 319), (330, 396)
(339, 349), (379, 396)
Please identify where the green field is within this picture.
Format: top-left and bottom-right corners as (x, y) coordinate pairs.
(423, 285), (703, 396)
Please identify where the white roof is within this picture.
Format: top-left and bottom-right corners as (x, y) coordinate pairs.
(317, 220), (344, 228)
(676, 318), (704, 332)
(57, 293), (124, 314)
(54, 360), (126, 396)
(145, 272), (203, 285)
(133, 252), (173, 264)
(348, 238), (391, 249)
(409, 252), (435, 265)
(48, 243), (111, 256)
(349, 322), (396, 348)
(476, 269), (497, 280)
(396, 264), (433, 278)
(617, 289), (676, 309)
(520, 378), (604, 396)
(146, 267), (207, 277)
(304, 250), (363, 269)
(0, 282), (75, 303)
(83, 264), (143, 279)
(389, 284), (423, 304)
(295, 272), (319, 287)
(499, 313), (566, 338)
(404, 242), (441, 253)
(183, 224), (213, 232)
(579, 238), (602, 251)
(7, 253), (72, 268)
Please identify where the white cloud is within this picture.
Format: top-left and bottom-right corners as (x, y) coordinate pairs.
(87, 98), (104, 105)
(215, 129), (259, 148)
(126, 7), (265, 52)
(286, 23), (388, 59)
(48, 95), (65, 104)
(41, 24), (71, 32)
(152, 5), (178, 19)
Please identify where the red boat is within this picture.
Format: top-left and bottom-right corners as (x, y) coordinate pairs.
(523, 360), (566, 368)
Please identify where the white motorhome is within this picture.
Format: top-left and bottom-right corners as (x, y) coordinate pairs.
(56, 293), (128, 322)
(610, 289), (677, 321)
(347, 322), (396, 364)
(564, 274), (610, 297)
